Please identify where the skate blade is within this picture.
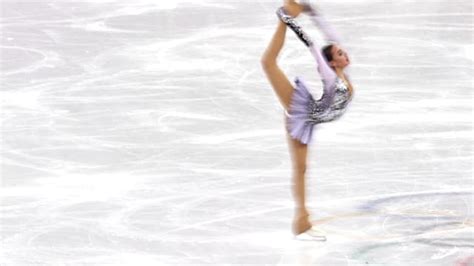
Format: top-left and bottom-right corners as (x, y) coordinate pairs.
(293, 227), (327, 241)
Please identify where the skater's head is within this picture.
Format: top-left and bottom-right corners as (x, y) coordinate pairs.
(322, 44), (350, 69)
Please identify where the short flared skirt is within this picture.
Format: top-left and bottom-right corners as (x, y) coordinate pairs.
(284, 76), (321, 145)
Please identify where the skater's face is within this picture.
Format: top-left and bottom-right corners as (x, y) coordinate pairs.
(330, 45), (350, 69)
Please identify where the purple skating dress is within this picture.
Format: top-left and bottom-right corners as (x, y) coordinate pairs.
(277, 7), (354, 145)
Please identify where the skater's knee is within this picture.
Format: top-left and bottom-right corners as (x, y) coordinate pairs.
(260, 55), (277, 70)
(293, 164), (307, 175)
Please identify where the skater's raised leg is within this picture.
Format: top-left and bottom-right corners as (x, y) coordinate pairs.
(260, 1), (305, 110)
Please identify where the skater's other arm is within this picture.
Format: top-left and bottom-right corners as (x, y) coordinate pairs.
(308, 44), (337, 110)
(278, 6), (338, 110)
(307, 8), (343, 44)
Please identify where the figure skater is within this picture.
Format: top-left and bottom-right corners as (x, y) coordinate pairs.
(260, 0), (354, 240)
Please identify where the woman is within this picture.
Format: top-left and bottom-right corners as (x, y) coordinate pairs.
(260, 0), (354, 240)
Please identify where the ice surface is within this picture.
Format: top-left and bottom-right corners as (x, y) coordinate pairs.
(1, 0), (473, 265)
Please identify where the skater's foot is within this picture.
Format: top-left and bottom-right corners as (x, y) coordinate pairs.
(294, 225), (327, 241)
(292, 211), (327, 241)
(283, 0), (304, 18)
(300, 0), (318, 15)
(292, 212), (312, 235)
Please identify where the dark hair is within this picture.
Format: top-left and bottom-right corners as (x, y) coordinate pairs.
(322, 44), (334, 65)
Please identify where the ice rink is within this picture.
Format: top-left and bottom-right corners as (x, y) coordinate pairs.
(1, 0), (473, 265)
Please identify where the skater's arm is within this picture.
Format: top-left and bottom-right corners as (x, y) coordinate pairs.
(309, 45), (337, 110)
(287, 18), (337, 109)
(308, 45), (337, 90)
(306, 7), (343, 108)
(277, 7), (337, 109)
(307, 8), (343, 44)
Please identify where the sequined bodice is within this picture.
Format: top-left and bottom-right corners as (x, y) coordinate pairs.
(332, 77), (352, 108)
(308, 77), (353, 124)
